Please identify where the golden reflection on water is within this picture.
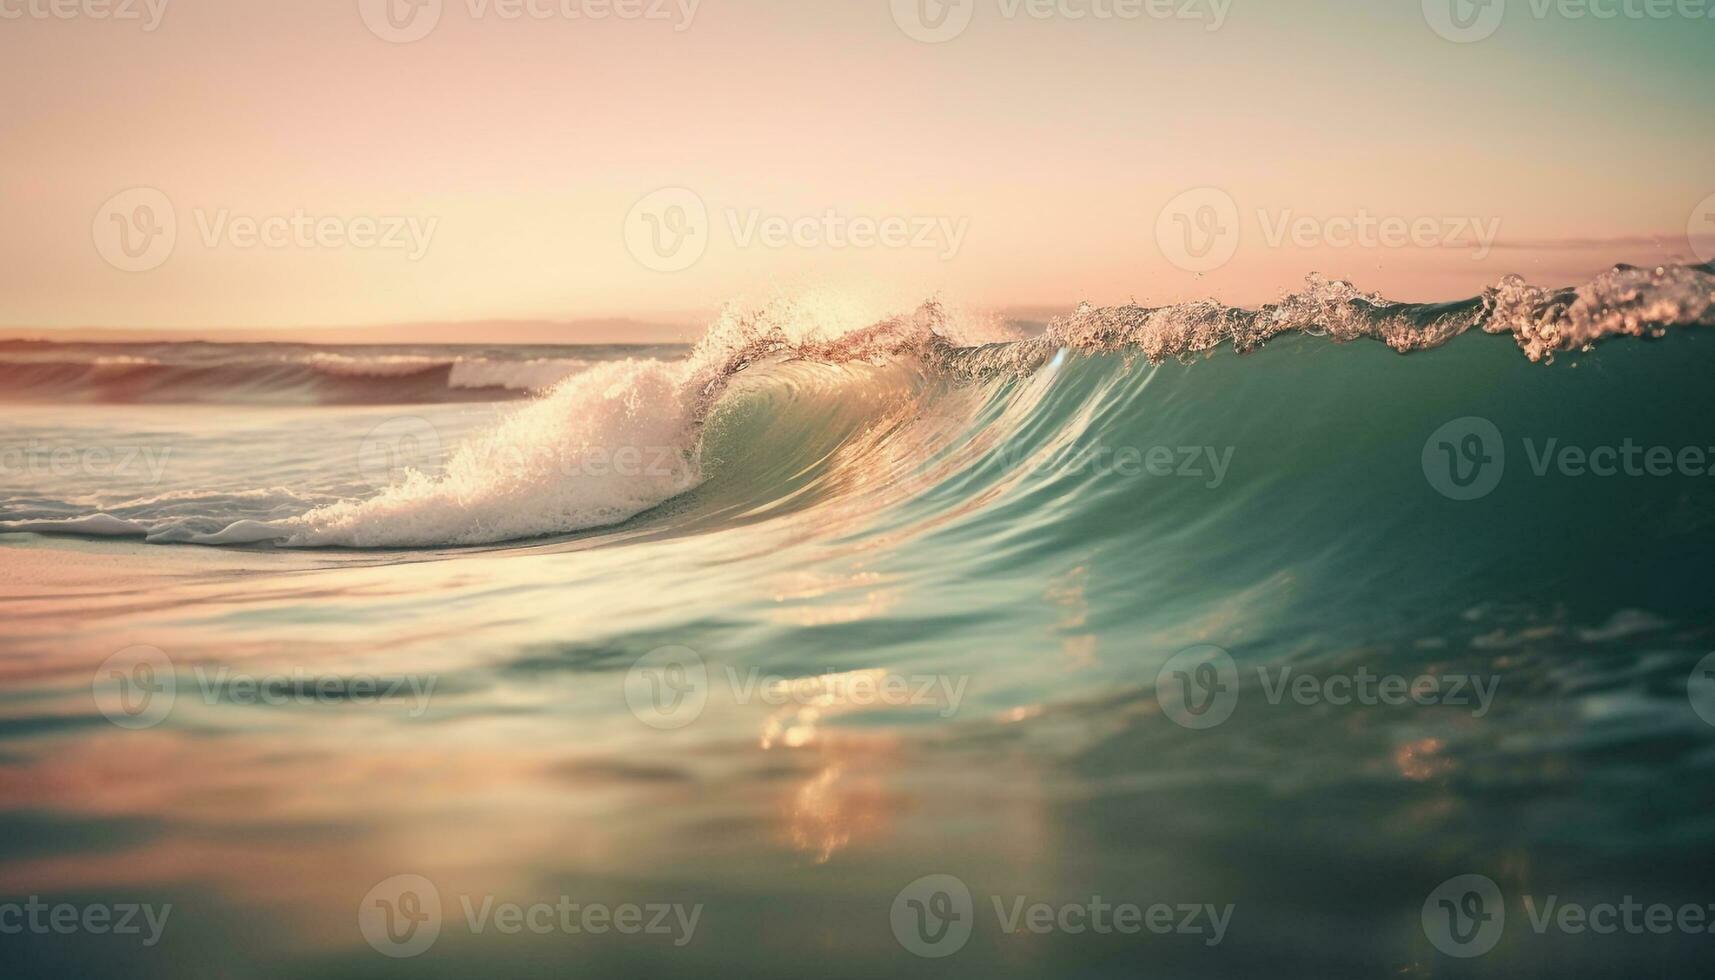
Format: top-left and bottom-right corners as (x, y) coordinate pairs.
(767, 570), (900, 627)
(753, 668), (911, 864)
(0, 657), (929, 945)
(1393, 737), (1453, 781)
(758, 669), (891, 751)
(782, 756), (896, 865)
(0, 377), (1059, 956)
(1046, 565), (1097, 670)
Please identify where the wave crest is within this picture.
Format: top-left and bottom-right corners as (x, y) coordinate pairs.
(5, 264), (1711, 548)
(1043, 263), (1714, 364)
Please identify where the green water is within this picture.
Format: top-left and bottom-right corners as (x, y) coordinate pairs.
(3, 327), (1714, 977)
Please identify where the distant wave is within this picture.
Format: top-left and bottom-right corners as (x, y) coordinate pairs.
(305, 351), (605, 392)
(3, 263), (1711, 548)
(0, 348), (609, 405)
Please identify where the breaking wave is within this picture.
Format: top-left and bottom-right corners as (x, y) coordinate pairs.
(2, 262), (1711, 549)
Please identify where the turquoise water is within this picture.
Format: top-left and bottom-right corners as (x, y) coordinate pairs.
(3, 268), (1715, 976)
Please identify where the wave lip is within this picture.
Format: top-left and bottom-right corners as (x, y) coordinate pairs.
(1044, 263), (1715, 364)
(278, 297), (964, 548)
(5, 263), (1713, 549)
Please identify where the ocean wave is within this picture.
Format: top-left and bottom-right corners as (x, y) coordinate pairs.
(304, 352), (595, 391)
(0, 349), (599, 404)
(4, 263), (1712, 549)
(1042, 262), (1715, 364)
(239, 298), (959, 547)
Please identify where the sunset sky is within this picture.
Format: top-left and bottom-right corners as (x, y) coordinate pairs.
(2, 0), (1711, 338)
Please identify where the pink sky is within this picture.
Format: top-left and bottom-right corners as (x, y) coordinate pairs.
(2, 0), (1711, 339)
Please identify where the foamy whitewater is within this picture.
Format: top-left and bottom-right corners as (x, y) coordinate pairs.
(6, 264), (1715, 977)
(2, 263), (1711, 548)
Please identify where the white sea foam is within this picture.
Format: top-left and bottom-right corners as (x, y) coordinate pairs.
(1045, 263), (1715, 364)
(5, 266), (1710, 548)
(284, 358), (704, 547)
(305, 352), (446, 377)
(308, 352), (590, 391)
(446, 357), (591, 391)
(277, 297), (956, 547)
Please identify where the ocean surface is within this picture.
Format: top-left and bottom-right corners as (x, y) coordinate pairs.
(3, 264), (1714, 977)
